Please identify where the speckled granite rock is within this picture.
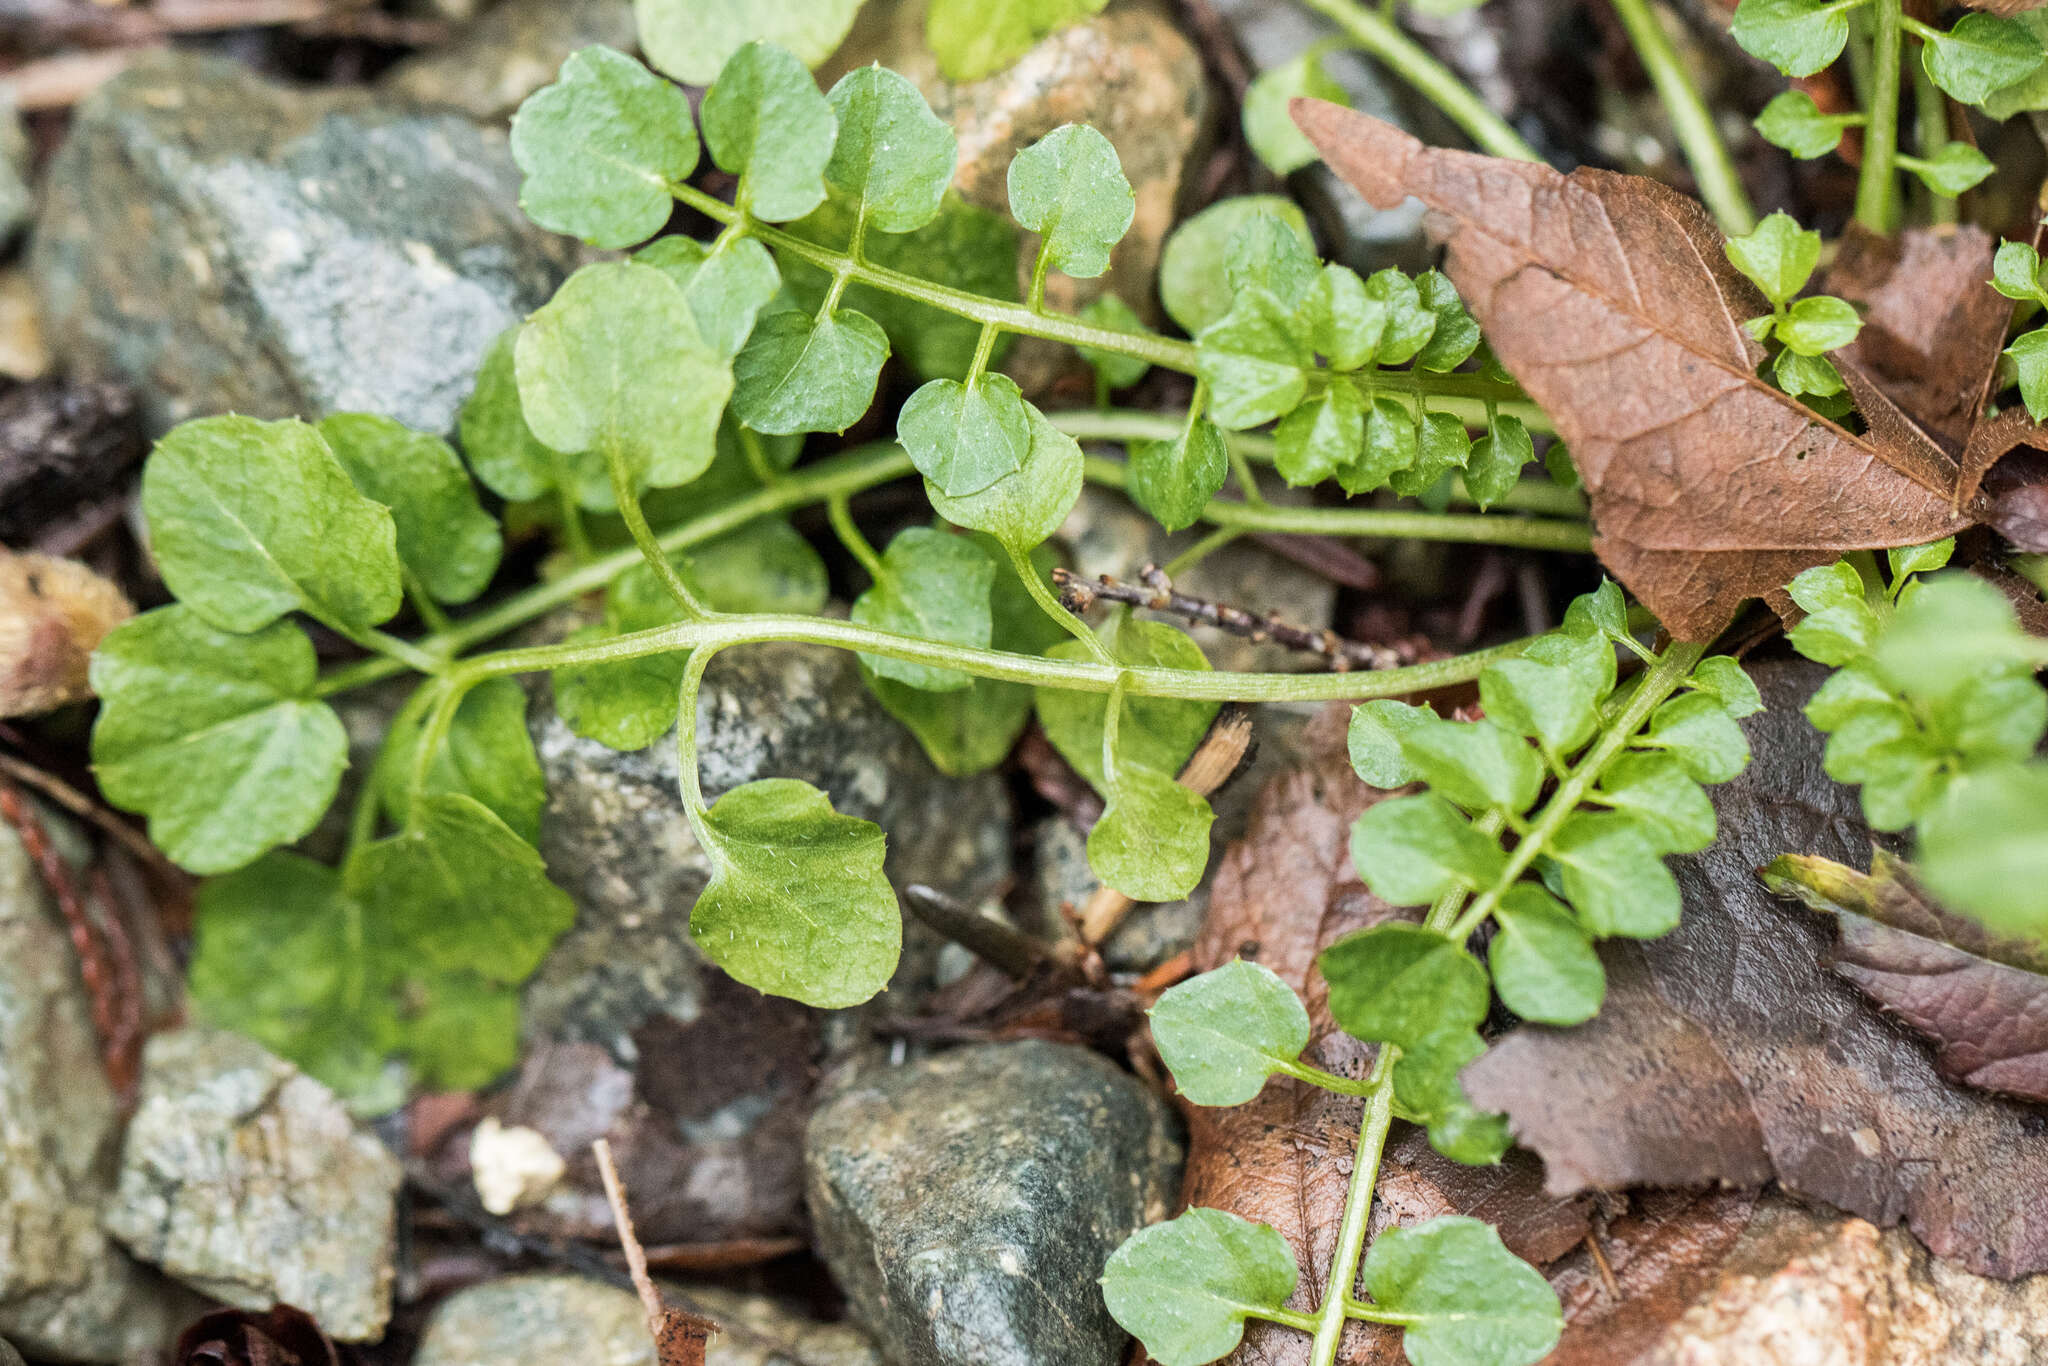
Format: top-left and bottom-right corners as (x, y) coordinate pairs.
(525, 636), (1011, 1057)
(0, 1335), (22, 1366)
(805, 1040), (1183, 1366)
(1640, 1202), (2048, 1364)
(103, 1027), (402, 1342)
(383, 0), (637, 122)
(0, 812), (186, 1362)
(412, 1276), (881, 1366)
(31, 50), (575, 435)
(825, 0), (1211, 389)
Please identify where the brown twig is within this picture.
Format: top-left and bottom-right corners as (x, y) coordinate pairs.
(1055, 564), (1420, 672)
(0, 778), (138, 1096)
(0, 747), (188, 886)
(594, 1139), (719, 1366)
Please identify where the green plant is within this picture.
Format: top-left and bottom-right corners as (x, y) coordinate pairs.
(1735, 0), (2030, 229)
(87, 39), (1595, 1110)
(1102, 584), (1760, 1366)
(1722, 211), (1864, 409)
(1784, 542), (2048, 934)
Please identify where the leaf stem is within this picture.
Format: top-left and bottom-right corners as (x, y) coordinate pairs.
(1307, 1050), (1397, 1366)
(673, 646), (715, 844)
(1444, 640), (1705, 941)
(1911, 53), (1958, 225)
(1856, 0), (1904, 233)
(827, 494), (886, 581)
(1605, 0), (1758, 234)
(1294, 0), (1541, 162)
(444, 609), (1545, 705)
(1009, 540), (1117, 665)
(608, 459), (711, 620)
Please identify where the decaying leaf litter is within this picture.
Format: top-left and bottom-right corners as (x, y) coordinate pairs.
(3, 0), (2048, 1362)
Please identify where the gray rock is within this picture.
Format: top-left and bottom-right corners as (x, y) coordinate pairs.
(805, 1040), (1183, 1366)
(384, 0), (637, 122)
(0, 810), (186, 1362)
(31, 50), (576, 436)
(525, 637), (1011, 1056)
(0, 1336), (21, 1366)
(103, 1027), (403, 1342)
(0, 101), (30, 244)
(1058, 484), (1336, 675)
(412, 1275), (882, 1366)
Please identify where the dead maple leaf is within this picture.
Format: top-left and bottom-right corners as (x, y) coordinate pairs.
(1766, 849), (2048, 1103)
(1291, 101), (1976, 640)
(1463, 655), (2048, 1279)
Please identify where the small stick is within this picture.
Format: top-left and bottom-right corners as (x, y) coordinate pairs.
(903, 885), (1050, 980)
(594, 1139), (719, 1366)
(1584, 1227), (1621, 1300)
(1054, 565), (1416, 672)
(0, 748), (189, 886)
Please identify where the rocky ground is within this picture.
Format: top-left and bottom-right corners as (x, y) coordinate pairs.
(2, 0), (2047, 1363)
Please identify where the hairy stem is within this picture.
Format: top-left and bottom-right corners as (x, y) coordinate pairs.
(609, 459), (711, 620)
(1010, 541), (1118, 665)
(1911, 54), (1958, 225)
(1295, 0), (1540, 161)
(1858, 0), (1904, 233)
(1606, 0), (1757, 235)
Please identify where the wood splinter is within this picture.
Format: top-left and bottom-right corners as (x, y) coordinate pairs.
(593, 1139), (720, 1366)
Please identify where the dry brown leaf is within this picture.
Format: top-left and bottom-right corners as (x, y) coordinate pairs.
(1766, 850), (2048, 1103)
(0, 547), (131, 717)
(1290, 101), (1974, 640)
(1463, 656), (2048, 1279)
(175, 1305), (347, 1366)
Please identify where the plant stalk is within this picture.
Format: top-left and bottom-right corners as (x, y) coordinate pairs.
(1295, 0), (1541, 162)
(1307, 1052), (1398, 1366)
(1856, 0), (1904, 233)
(1605, 0), (1758, 235)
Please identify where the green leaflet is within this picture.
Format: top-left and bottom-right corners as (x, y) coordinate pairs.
(1921, 14), (2045, 106)
(1548, 810), (1682, 939)
(1786, 560), (1880, 664)
(1725, 211), (1819, 305)
(634, 235), (783, 362)
(824, 65), (958, 234)
(689, 777), (901, 1008)
(898, 374), (1034, 497)
(91, 606), (348, 876)
(552, 621), (689, 752)
(926, 401), (1084, 548)
(636, 0), (862, 85)
(1347, 698), (1431, 788)
(1413, 271), (1481, 372)
(1591, 752), (1718, 854)
(1753, 89), (1857, 158)
(1160, 196), (1313, 336)
(1149, 960), (1313, 1106)
(1919, 765), (2048, 937)
(1389, 411), (1473, 501)
(317, 413), (501, 606)
(1319, 921), (1489, 1048)
(1196, 290), (1311, 431)
(1365, 268), (1438, 365)
(515, 261), (730, 507)
(1488, 883), (1605, 1024)
(1463, 413), (1534, 510)
(1358, 1216), (1563, 1366)
(1274, 384), (1364, 488)
(1391, 1028), (1510, 1165)
(511, 46), (698, 249)
(1310, 264), (1386, 372)
(1480, 656), (1603, 756)
(141, 415), (401, 634)
(927, 0), (1110, 83)
(1342, 397), (1420, 495)
(1090, 760), (1215, 902)
(1076, 294), (1155, 391)
(851, 527), (997, 692)
(700, 40), (836, 222)
(1008, 123), (1136, 280)
(1730, 0), (1852, 77)
(1129, 416), (1229, 533)
(1395, 713), (1545, 816)
(373, 678), (545, 844)
(459, 327), (570, 504)
(732, 307), (891, 436)
(1349, 792), (1505, 904)
(1099, 1207), (1299, 1366)
(1035, 616), (1218, 789)
(1638, 691), (1752, 783)
(347, 792), (574, 981)
(1242, 44), (1349, 175)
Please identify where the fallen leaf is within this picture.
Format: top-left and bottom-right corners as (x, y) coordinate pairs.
(1765, 850), (2048, 1102)
(1982, 444), (2048, 550)
(175, 1305), (347, 1366)
(1291, 102), (1974, 640)
(1463, 655), (2048, 1279)
(0, 547), (132, 716)
(1827, 225), (2009, 457)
